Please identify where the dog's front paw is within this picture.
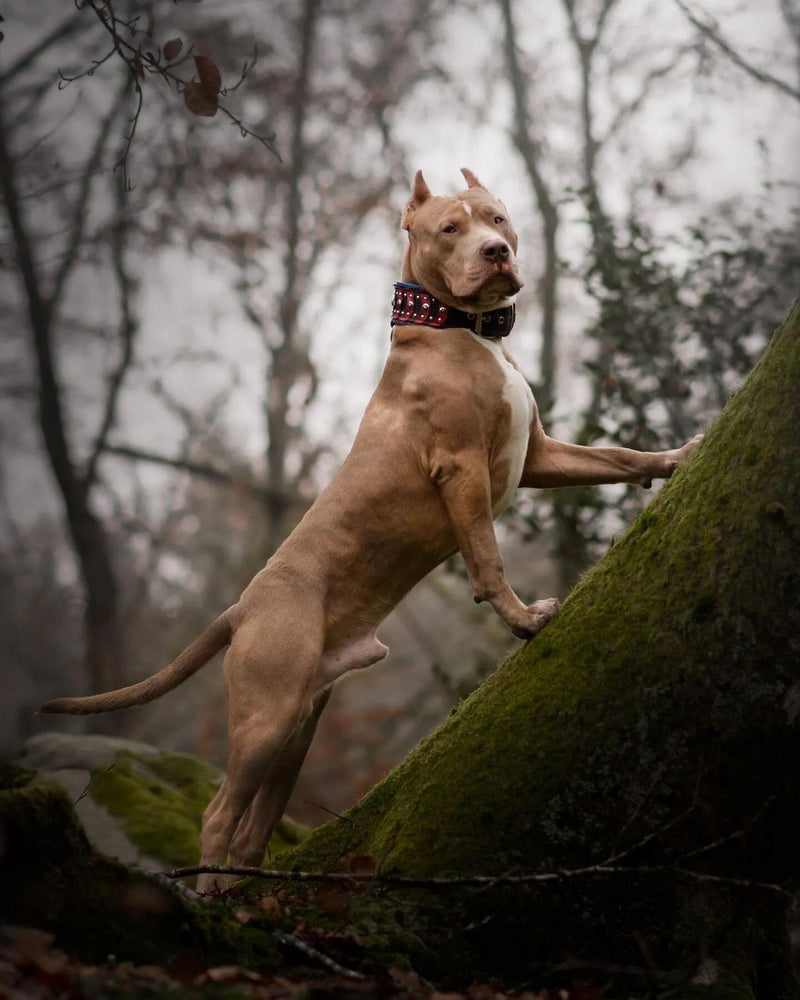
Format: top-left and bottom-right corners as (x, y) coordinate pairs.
(679, 432), (704, 459)
(510, 597), (560, 640)
(642, 432), (704, 488)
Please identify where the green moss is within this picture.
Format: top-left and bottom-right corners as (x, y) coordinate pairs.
(0, 762), (36, 790)
(90, 754), (211, 868)
(136, 749), (223, 802)
(90, 750), (304, 869)
(0, 772), (279, 969)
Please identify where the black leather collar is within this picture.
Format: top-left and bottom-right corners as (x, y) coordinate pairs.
(390, 282), (515, 338)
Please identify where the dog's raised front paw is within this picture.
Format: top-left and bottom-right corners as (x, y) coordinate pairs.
(510, 597), (560, 640)
(642, 432), (704, 488)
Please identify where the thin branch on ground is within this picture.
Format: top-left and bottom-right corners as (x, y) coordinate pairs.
(676, 795), (777, 865)
(164, 860), (793, 902)
(274, 929), (365, 981)
(73, 764), (115, 806)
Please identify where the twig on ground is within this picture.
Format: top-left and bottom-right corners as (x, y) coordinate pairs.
(73, 763), (115, 805)
(274, 929), (365, 980)
(165, 860), (794, 901)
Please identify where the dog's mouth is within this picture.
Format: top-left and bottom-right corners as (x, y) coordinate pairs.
(492, 261), (524, 295)
(452, 264), (523, 310)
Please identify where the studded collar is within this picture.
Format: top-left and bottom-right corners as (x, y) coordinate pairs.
(390, 281), (516, 339)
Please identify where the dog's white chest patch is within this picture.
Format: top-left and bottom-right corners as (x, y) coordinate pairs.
(471, 335), (534, 517)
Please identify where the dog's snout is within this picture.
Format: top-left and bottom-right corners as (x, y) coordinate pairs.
(481, 239), (510, 262)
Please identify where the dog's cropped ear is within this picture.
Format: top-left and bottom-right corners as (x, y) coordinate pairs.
(402, 170), (432, 230)
(461, 167), (487, 190)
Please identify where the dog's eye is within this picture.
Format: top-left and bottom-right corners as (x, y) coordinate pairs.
(441, 224), (457, 234)
(494, 216), (505, 225)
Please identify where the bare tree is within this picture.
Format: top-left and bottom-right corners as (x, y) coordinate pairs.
(498, 0), (560, 419)
(0, 25), (139, 694)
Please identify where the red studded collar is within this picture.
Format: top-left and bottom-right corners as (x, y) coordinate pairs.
(390, 282), (516, 339)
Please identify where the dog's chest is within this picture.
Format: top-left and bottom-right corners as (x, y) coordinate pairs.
(471, 336), (534, 517)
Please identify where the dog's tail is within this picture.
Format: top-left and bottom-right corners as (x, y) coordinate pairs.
(39, 607), (235, 716)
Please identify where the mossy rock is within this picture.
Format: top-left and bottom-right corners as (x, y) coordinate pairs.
(0, 763), (279, 968)
(20, 733), (307, 872)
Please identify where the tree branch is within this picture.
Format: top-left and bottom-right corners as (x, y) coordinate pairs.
(165, 861), (793, 902)
(102, 442), (312, 508)
(71, 0), (280, 181)
(83, 170), (138, 491)
(672, 0), (800, 103)
(498, 0), (559, 416)
(0, 89), (77, 500)
(274, 930), (364, 981)
(0, 11), (87, 85)
(48, 71), (132, 315)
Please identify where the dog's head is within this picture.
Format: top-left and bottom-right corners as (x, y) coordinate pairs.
(400, 168), (523, 313)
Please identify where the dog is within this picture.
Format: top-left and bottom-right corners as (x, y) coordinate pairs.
(41, 169), (701, 892)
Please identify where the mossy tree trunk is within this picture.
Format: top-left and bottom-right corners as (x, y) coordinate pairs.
(283, 302), (800, 998)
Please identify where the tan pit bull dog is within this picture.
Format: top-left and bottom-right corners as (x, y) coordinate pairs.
(41, 169), (701, 893)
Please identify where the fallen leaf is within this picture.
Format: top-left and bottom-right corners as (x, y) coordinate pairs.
(131, 965), (171, 982)
(258, 895), (283, 918)
(121, 884), (173, 913)
(202, 965), (260, 983)
(314, 885), (353, 919)
(338, 854), (377, 874)
(3, 927), (66, 975)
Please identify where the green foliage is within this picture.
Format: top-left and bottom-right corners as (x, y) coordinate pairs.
(524, 209), (800, 580)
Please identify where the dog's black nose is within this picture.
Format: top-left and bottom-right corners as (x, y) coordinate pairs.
(481, 239), (510, 261)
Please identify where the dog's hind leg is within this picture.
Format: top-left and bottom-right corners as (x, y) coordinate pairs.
(223, 632), (388, 877)
(227, 685), (332, 870)
(196, 613), (323, 894)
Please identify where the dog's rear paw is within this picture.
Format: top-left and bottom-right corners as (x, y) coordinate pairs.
(196, 872), (238, 895)
(511, 597), (560, 640)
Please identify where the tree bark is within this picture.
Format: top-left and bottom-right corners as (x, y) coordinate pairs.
(284, 300), (800, 997)
(0, 88), (124, 698)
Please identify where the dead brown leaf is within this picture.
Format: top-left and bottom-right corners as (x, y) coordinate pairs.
(338, 854), (377, 874)
(184, 81), (219, 117)
(201, 965), (260, 983)
(163, 37), (183, 61)
(130, 965), (171, 982)
(183, 55), (222, 117)
(194, 54), (222, 93)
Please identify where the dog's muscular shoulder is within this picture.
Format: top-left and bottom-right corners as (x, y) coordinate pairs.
(372, 324), (534, 519)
